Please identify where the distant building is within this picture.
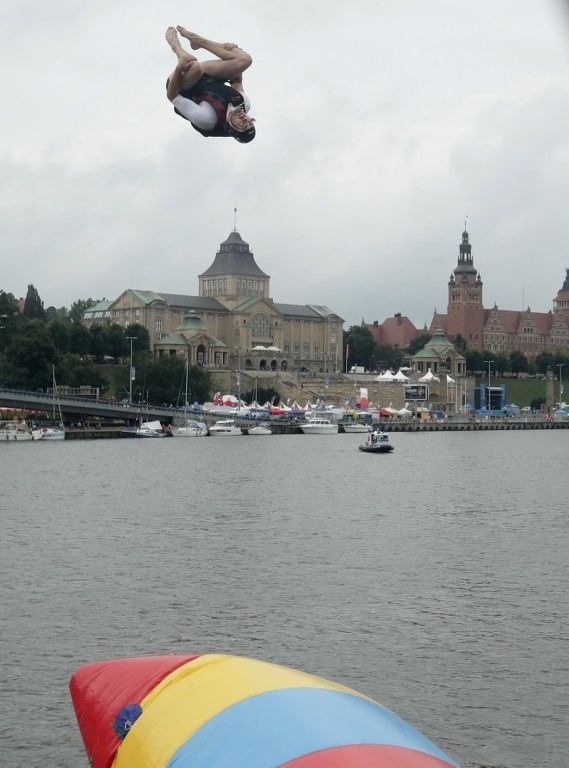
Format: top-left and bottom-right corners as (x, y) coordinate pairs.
(429, 228), (569, 357)
(365, 228), (569, 359)
(365, 313), (423, 349)
(410, 328), (466, 377)
(84, 230), (343, 372)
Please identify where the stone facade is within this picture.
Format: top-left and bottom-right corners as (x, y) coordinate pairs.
(84, 230), (344, 373)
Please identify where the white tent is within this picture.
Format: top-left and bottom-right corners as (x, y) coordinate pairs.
(419, 368), (440, 383)
(398, 407), (412, 416)
(393, 369), (410, 382)
(375, 370), (395, 382)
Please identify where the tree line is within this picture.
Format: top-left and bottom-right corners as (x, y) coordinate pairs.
(0, 286), (213, 404)
(343, 325), (569, 376)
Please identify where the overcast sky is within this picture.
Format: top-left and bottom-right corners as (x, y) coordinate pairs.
(2, 0), (568, 329)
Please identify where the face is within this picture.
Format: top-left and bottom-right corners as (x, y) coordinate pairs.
(229, 108), (255, 131)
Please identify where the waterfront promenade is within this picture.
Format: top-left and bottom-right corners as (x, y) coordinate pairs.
(60, 416), (569, 439)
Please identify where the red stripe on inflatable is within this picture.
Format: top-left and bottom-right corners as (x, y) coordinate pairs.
(70, 654), (200, 768)
(279, 743), (458, 768)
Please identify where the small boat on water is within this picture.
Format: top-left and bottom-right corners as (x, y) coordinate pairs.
(299, 416), (338, 435)
(342, 421), (373, 434)
(35, 425), (65, 441)
(358, 430), (394, 453)
(175, 420), (208, 438)
(0, 420), (35, 442)
(247, 422), (272, 435)
(208, 419), (242, 436)
(69, 652), (462, 768)
(122, 420), (172, 438)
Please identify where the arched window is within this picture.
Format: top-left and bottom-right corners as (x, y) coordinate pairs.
(252, 314), (271, 338)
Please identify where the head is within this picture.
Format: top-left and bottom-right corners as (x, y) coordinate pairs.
(227, 106), (256, 143)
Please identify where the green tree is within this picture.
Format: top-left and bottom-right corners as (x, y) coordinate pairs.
(510, 350), (529, 375)
(105, 324), (128, 360)
(49, 320), (71, 353)
(56, 354), (108, 389)
(463, 348), (485, 374)
(23, 284), (46, 320)
(408, 333), (432, 355)
(371, 344), (402, 371)
(117, 356), (212, 406)
(4, 320), (56, 388)
(343, 326), (376, 369)
(68, 298), (99, 323)
(69, 323), (91, 355)
(535, 351), (555, 375)
(493, 351), (510, 376)
(90, 325), (106, 361)
(124, 323), (150, 353)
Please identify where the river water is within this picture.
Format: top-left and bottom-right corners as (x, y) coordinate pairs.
(0, 430), (567, 768)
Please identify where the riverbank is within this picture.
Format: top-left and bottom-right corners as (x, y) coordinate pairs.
(59, 417), (569, 438)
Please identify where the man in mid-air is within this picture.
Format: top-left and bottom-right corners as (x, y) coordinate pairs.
(165, 25), (255, 143)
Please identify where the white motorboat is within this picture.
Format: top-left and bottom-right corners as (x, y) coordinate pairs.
(122, 420), (172, 438)
(247, 422), (272, 436)
(175, 420), (208, 437)
(342, 422), (372, 433)
(0, 421), (35, 442)
(299, 416), (338, 435)
(35, 426), (65, 441)
(208, 419), (242, 436)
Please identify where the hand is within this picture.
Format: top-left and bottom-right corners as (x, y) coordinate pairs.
(178, 54), (197, 70)
(222, 42), (240, 50)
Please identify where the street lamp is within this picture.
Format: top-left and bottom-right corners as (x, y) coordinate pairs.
(484, 360), (494, 412)
(126, 336), (137, 403)
(558, 363), (565, 405)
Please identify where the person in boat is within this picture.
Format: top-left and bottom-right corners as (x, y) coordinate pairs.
(165, 25), (255, 143)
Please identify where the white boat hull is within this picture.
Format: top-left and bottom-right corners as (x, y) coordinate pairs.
(36, 428), (65, 441)
(175, 422), (208, 437)
(247, 425), (272, 435)
(300, 421), (338, 435)
(0, 429), (35, 442)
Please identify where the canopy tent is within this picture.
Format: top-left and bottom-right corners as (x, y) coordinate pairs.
(375, 370), (395, 382)
(392, 370), (410, 382)
(418, 368), (440, 383)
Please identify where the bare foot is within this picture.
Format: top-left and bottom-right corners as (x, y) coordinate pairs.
(165, 26), (181, 52)
(177, 25), (202, 50)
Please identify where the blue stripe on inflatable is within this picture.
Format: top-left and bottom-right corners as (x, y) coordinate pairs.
(166, 688), (459, 768)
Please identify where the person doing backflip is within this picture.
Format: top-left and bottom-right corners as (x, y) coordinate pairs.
(165, 25), (255, 143)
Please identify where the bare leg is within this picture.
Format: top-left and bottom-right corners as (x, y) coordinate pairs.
(165, 27), (203, 91)
(177, 26), (252, 81)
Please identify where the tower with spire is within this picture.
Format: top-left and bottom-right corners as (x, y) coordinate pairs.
(446, 227), (485, 348)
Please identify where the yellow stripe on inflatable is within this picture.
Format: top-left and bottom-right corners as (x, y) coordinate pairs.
(113, 654), (374, 768)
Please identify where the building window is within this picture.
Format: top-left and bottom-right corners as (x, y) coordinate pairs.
(252, 314), (270, 338)
(313, 345), (319, 357)
(283, 343), (289, 354)
(155, 319), (162, 334)
(294, 344), (300, 356)
(303, 344), (309, 356)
